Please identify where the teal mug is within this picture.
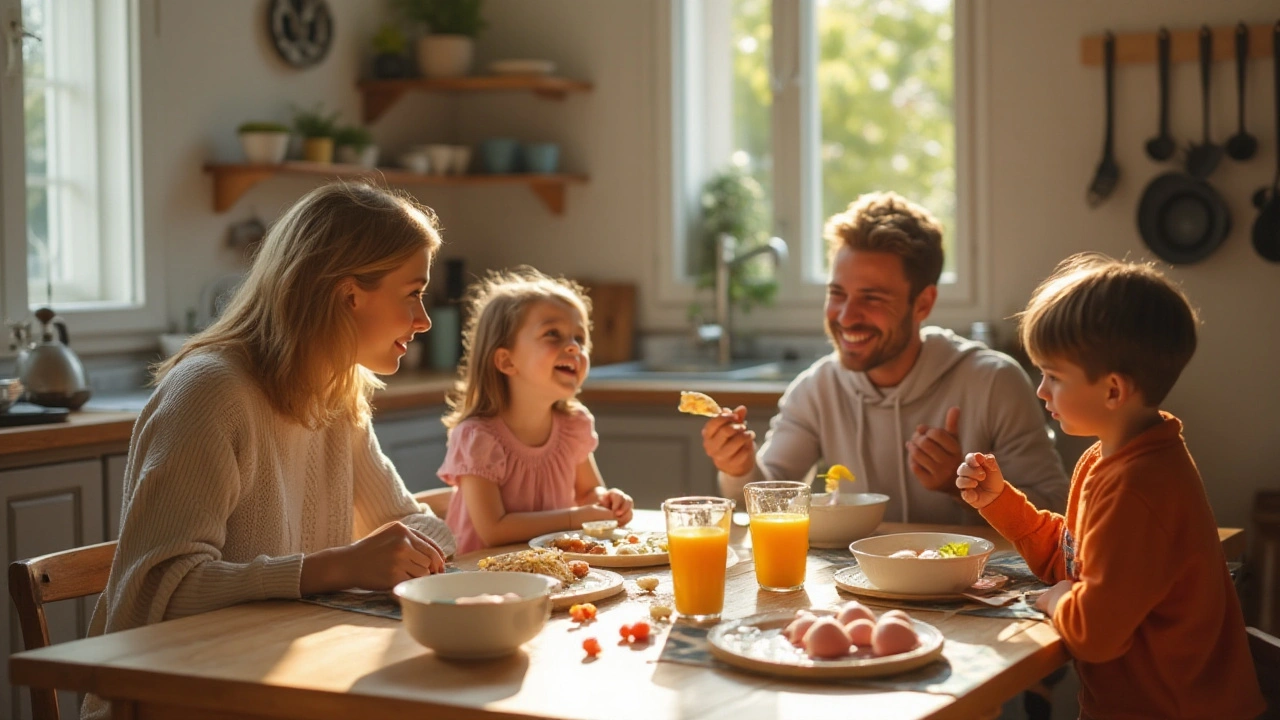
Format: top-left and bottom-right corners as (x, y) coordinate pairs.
(522, 143), (560, 174)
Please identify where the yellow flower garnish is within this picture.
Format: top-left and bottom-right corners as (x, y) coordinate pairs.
(819, 464), (854, 492)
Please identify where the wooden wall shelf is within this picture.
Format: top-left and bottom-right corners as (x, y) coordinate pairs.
(203, 162), (588, 215)
(1081, 23), (1277, 66)
(357, 75), (593, 123)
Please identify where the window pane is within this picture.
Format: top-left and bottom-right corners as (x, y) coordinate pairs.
(731, 0), (773, 212)
(26, 182), (49, 292)
(815, 0), (955, 276)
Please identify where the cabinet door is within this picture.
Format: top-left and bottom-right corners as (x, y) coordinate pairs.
(373, 406), (449, 493)
(594, 403), (778, 511)
(105, 454), (128, 541)
(0, 460), (105, 720)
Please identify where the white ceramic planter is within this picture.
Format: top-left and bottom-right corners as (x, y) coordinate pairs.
(336, 145), (379, 168)
(417, 35), (474, 79)
(238, 132), (290, 164)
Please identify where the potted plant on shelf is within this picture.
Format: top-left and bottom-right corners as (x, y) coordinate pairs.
(292, 104), (340, 164)
(393, 0), (487, 79)
(370, 23), (410, 79)
(236, 121), (291, 165)
(689, 167), (779, 328)
(334, 125), (378, 168)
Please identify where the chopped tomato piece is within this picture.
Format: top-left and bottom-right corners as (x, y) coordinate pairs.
(629, 620), (651, 642)
(569, 602), (598, 622)
(619, 623), (633, 640)
(582, 637), (602, 657)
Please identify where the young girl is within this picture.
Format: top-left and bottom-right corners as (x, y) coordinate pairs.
(438, 267), (634, 554)
(82, 182), (456, 719)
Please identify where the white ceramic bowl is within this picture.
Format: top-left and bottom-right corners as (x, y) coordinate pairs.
(807, 492), (889, 548)
(848, 531), (994, 595)
(394, 571), (556, 659)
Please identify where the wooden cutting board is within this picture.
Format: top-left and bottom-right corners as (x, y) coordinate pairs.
(580, 281), (636, 366)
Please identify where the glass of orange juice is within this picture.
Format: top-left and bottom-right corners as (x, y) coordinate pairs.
(662, 496), (734, 623)
(743, 481), (810, 592)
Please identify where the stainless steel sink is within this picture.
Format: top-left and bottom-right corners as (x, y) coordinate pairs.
(589, 359), (807, 382)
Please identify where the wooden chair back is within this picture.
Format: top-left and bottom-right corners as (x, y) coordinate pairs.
(1250, 626), (1280, 719)
(414, 486), (455, 520)
(9, 540), (117, 720)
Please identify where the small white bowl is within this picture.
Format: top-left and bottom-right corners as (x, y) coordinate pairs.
(849, 531), (994, 595)
(807, 492), (889, 548)
(394, 571), (556, 659)
(581, 519), (617, 538)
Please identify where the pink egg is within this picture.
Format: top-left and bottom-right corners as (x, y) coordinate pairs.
(802, 617), (853, 660)
(835, 600), (875, 626)
(784, 614), (817, 646)
(918, 549), (942, 559)
(871, 618), (919, 656)
(845, 617), (875, 646)
(879, 609), (911, 625)
(889, 549), (919, 559)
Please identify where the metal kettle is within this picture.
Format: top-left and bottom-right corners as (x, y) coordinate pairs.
(9, 307), (91, 409)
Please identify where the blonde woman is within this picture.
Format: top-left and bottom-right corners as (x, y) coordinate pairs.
(83, 182), (456, 719)
(438, 267), (633, 555)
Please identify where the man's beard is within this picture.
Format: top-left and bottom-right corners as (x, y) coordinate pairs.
(826, 309), (914, 373)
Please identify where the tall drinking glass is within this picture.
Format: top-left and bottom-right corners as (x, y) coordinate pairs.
(662, 496), (734, 623)
(743, 481), (810, 592)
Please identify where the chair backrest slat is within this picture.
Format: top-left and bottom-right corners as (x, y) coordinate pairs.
(9, 540), (117, 720)
(1249, 626), (1280, 719)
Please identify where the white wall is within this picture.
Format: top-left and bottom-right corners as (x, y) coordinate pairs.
(139, 0), (1279, 527)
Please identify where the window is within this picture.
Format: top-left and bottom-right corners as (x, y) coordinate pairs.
(1, 0), (154, 348)
(667, 0), (980, 322)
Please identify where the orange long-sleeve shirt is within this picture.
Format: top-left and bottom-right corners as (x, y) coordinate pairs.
(981, 413), (1263, 719)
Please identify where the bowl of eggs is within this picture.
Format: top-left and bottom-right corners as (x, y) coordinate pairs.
(848, 531), (994, 595)
(807, 492), (889, 548)
(394, 571), (558, 659)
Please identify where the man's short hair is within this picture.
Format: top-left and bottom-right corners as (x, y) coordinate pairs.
(1018, 253), (1198, 406)
(822, 191), (944, 299)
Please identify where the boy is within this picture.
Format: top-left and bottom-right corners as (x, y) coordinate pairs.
(955, 253), (1264, 719)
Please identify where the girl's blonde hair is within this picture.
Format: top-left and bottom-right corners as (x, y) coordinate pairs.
(156, 182), (443, 428)
(443, 267), (593, 430)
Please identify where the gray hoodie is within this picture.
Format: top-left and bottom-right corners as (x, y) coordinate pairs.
(721, 326), (1069, 524)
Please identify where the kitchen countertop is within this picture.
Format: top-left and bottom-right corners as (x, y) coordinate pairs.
(0, 369), (792, 460)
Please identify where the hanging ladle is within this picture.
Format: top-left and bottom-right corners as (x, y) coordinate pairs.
(1187, 26), (1224, 179)
(1145, 28), (1175, 162)
(1226, 22), (1258, 161)
(1086, 32), (1119, 207)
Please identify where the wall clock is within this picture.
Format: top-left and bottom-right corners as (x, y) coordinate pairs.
(268, 0), (333, 68)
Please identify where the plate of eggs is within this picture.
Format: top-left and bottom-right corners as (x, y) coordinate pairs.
(706, 601), (944, 679)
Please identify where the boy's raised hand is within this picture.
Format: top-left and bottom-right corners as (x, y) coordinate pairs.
(955, 452), (1007, 509)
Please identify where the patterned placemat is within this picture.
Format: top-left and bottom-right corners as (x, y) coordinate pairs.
(658, 622), (1007, 695)
(301, 589), (402, 619)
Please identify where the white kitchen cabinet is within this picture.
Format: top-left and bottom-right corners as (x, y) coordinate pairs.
(105, 453), (127, 541)
(373, 405), (450, 493)
(592, 403), (777, 510)
(0, 459), (105, 720)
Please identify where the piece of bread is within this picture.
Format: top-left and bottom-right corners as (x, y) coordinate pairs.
(678, 391), (722, 417)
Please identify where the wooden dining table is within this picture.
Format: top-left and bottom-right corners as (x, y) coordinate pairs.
(9, 511), (1247, 720)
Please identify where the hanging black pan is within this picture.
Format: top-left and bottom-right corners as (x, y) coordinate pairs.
(1138, 26), (1231, 265)
(1252, 22), (1280, 262)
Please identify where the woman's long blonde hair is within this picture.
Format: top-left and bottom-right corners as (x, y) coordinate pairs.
(157, 182), (442, 428)
(442, 267), (592, 430)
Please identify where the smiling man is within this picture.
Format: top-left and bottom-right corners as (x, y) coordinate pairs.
(704, 191), (1068, 524)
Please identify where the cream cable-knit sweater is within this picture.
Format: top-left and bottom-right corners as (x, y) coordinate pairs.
(81, 351), (454, 719)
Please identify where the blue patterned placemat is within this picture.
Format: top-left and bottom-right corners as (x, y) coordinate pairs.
(659, 622), (1007, 695)
(301, 589), (402, 619)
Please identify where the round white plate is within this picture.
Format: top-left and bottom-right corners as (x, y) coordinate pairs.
(529, 530), (670, 568)
(707, 610), (945, 679)
(833, 565), (1005, 602)
(489, 59), (555, 75)
(550, 569), (624, 609)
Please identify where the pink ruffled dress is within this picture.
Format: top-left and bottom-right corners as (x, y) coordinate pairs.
(439, 409), (599, 554)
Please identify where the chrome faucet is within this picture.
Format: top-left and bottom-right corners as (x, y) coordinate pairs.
(698, 234), (788, 366)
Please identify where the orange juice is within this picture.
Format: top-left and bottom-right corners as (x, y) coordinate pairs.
(748, 513), (809, 590)
(667, 526), (729, 617)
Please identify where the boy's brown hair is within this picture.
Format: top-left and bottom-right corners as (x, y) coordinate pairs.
(1017, 252), (1198, 406)
(822, 191), (944, 300)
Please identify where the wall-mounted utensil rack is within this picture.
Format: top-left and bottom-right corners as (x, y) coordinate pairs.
(1081, 23), (1276, 66)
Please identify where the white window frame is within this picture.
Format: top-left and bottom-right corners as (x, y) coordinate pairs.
(654, 0), (989, 332)
(0, 0), (161, 357)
